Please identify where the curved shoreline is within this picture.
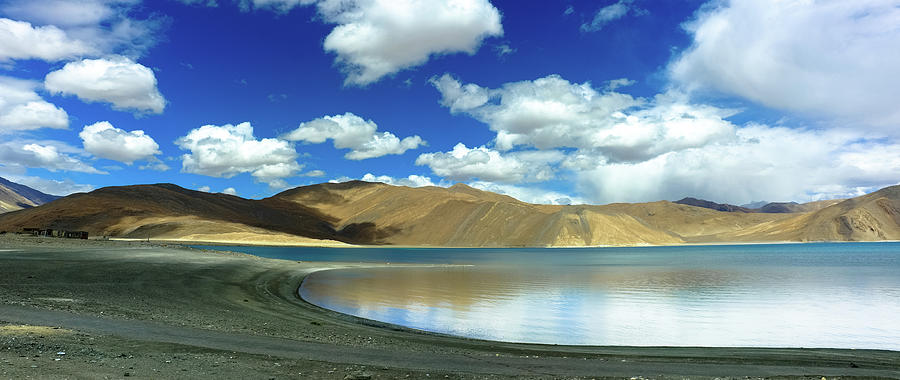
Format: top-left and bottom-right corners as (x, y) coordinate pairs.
(1, 237), (899, 378)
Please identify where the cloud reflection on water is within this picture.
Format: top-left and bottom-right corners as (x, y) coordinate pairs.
(302, 261), (900, 348)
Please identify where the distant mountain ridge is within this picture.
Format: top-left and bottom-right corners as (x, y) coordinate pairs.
(0, 177), (60, 214)
(741, 201), (769, 209)
(677, 197), (845, 214)
(0, 181), (897, 246)
(675, 197), (753, 213)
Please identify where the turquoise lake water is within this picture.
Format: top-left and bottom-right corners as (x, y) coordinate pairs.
(192, 243), (900, 349)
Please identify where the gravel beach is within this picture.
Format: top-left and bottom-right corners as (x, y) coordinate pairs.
(1, 235), (898, 379)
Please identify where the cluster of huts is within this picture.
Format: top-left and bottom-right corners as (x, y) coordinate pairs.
(22, 228), (89, 239)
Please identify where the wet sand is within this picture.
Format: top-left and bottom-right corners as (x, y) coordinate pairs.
(1, 235), (898, 379)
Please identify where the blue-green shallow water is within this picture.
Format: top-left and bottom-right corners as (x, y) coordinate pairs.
(192, 243), (900, 349)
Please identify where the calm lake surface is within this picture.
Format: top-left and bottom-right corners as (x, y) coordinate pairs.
(192, 243), (900, 349)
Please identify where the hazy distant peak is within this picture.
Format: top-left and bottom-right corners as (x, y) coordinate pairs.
(0, 177), (60, 214)
(741, 201), (769, 209)
(757, 202), (802, 213)
(674, 197), (753, 213)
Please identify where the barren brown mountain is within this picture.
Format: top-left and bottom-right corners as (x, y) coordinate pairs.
(0, 177), (59, 213)
(276, 182), (777, 246)
(714, 185), (900, 242)
(1, 181), (898, 246)
(0, 183), (362, 245)
(274, 182), (900, 246)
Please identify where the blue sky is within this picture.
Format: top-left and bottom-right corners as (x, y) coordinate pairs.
(1, 0), (898, 204)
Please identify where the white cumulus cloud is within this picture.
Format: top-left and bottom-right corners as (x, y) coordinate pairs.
(0, 76), (68, 133)
(430, 73), (491, 113)
(415, 143), (563, 183)
(250, 0), (501, 85)
(670, 0), (900, 129)
(44, 56), (166, 114)
(283, 112), (424, 160)
(1, 0), (165, 59)
(176, 122), (302, 188)
(468, 181), (585, 205)
(0, 140), (105, 174)
(360, 173), (437, 188)
(330, 173), (439, 188)
(430, 73), (900, 204)
(322, 0), (502, 85)
(0, 18), (95, 62)
(221, 187), (238, 195)
(237, 0), (503, 85)
(576, 126), (900, 204)
(78, 121), (161, 164)
(432, 74), (736, 162)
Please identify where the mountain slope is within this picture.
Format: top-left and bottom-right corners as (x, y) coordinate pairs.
(722, 185), (900, 242)
(0, 177), (59, 213)
(757, 199), (844, 213)
(0, 183), (358, 244)
(273, 182), (794, 246)
(2, 181), (897, 246)
(274, 182), (576, 246)
(594, 201), (795, 242)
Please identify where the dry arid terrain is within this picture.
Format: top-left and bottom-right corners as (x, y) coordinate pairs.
(2, 181), (898, 247)
(1, 235), (898, 379)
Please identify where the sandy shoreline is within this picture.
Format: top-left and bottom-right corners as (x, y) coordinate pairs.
(1, 235), (898, 379)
